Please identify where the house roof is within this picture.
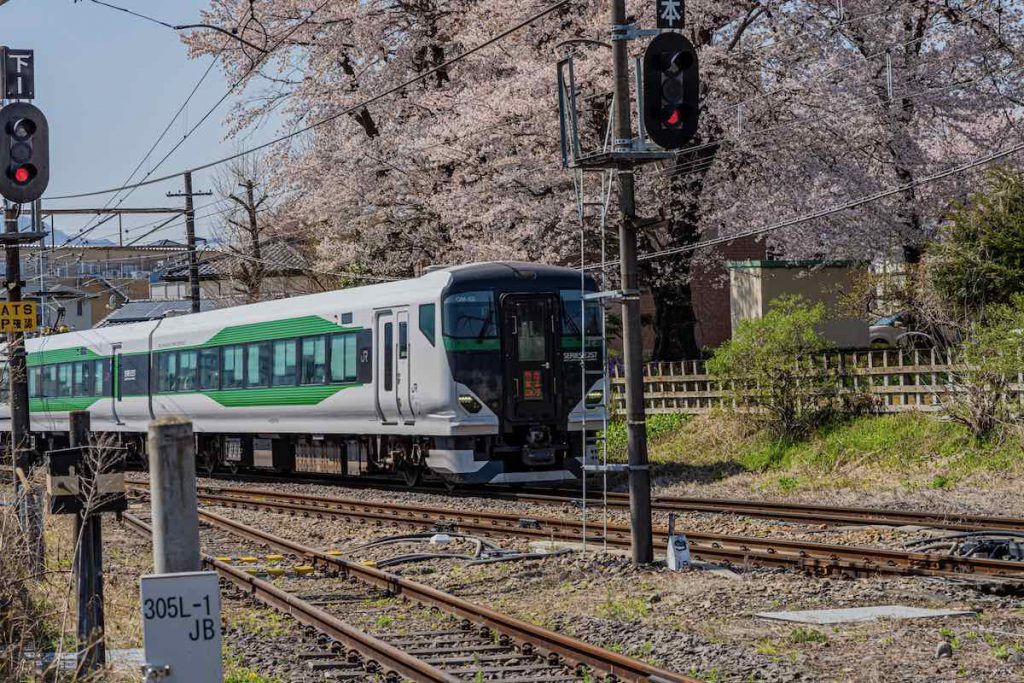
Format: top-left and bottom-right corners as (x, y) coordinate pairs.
(160, 240), (310, 282)
(95, 299), (219, 327)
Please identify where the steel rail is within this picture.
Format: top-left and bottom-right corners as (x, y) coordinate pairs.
(193, 508), (700, 683)
(197, 470), (1024, 532)
(121, 513), (460, 683)
(126, 483), (1024, 583)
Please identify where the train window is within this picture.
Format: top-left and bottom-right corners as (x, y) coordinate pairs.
(272, 340), (297, 387)
(398, 322), (408, 359)
(560, 290), (603, 338)
(300, 337), (327, 385)
(94, 360), (106, 396)
(157, 352), (178, 392)
(246, 342), (271, 388)
(418, 304), (436, 346)
(57, 363), (73, 397)
(28, 367), (39, 398)
(178, 351), (198, 392)
(443, 291), (496, 339)
(72, 362), (90, 397)
(330, 334), (357, 382)
(341, 312), (353, 324)
(198, 349), (220, 390)
(221, 345), (245, 389)
(42, 365), (57, 397)
(383, 323), (393, 391)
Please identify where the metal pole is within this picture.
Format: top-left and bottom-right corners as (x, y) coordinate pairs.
(70, 410), (106, 673)
(148, 417), (201, 573)
(609, 1), (653, 564)
(6, 205), (36, 545)
(183, 171), (201, 313)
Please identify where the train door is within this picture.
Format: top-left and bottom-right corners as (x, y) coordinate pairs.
(396, 309), (413, 425)
(111, 343), (124, 425)
(375, 310), (403, 424)
(501, 294), (558, 422)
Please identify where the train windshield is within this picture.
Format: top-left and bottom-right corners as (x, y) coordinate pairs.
(560, 290), (602, 337)
(443, 291), (498, 339)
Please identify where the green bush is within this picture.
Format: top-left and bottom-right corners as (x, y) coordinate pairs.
(602, 413), (687, 462)
(706, 295), (840, 437)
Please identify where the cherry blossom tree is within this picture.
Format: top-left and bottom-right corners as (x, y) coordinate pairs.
(183, 0), (1024, 358)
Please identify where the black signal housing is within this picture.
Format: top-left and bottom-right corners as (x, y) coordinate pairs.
(643, 32), (699, 150)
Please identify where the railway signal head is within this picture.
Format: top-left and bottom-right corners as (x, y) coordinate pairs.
(0, 101), (49, 203)
(643, 32), (699, 150)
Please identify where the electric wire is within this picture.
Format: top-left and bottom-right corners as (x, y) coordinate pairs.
(590, 137), (1024, 270)
(45, 0), (574, 201)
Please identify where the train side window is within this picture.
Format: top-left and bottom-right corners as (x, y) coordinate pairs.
(418, 304), (436, 346)
(28, 366), (38, 397)
(198, 349), (220, 390)
(178, 351), (198, 392)
(221, 345), (245, 389)
(398, 322), (409, 360)
(43, 365), (57, 397)
(246, 342), (271, 388)
(330, 334), (357, 383)
(300, 336), (327, 385)
(94, 360), (105, 396)
(383, 323), (394, 391)
(272, 339), (297, 387)
(72, 362), (89, 397)
(157, 352), (177, 392)
(57, 363), (73, 397)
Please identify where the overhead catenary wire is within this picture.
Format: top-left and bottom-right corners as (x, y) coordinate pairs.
(591, 137), (1024, 270)
(45, 0), (574, 202)
(63, 0), (334, 244)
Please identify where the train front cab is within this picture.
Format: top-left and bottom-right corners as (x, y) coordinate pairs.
(430, 264), (605, 485)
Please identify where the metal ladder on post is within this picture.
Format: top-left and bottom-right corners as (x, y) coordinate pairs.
(574, 165), (619, 553)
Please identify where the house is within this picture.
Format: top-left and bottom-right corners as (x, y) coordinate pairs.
(95, 299), (219, 327)
(729, 259), (870, 348)
(150, 240), (322, 304)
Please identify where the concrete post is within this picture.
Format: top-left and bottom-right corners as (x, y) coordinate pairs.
(148, 417), (201, 573)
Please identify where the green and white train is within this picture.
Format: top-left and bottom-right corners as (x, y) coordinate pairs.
(2, 262), (607, 486)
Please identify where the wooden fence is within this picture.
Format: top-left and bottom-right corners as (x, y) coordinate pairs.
(607, 348), (996, 415)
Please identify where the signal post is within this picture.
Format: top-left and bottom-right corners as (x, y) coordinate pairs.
(0, 50), (50, 566)
(559, 3), (698, 563)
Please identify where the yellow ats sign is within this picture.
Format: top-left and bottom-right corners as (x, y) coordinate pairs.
(0, 301), (38, 332)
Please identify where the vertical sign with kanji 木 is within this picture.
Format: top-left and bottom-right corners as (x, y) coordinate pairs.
(656, 0), (684, 29)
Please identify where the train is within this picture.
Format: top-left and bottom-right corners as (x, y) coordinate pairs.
(0, 262), (607, 486)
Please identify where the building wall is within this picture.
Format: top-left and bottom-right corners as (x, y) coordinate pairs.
(730, 261), (869, 348)
(692, 236), (767, 349)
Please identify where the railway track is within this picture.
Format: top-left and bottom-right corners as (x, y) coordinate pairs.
(128, 482), (1024, 587)
(200, 470), (1024, 533)
(123, 509), (700, 682)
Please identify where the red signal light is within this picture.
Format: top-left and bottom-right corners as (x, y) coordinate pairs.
(666, 109), (681, 126)
(13, 166), (30, 184)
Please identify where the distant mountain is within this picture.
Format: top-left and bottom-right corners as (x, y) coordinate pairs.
(15, 215), (115, 246)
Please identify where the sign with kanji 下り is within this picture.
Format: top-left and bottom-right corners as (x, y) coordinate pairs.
(656, 0), (684, 29)
(3, 48), (35, 100)
(0, 301), (37, 332)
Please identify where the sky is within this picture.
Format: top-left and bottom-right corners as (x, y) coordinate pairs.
(1, 0), (284, 244)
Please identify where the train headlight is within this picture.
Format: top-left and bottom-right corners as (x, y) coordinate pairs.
(585, 389), (604, 407)
(458, 394), (482, 414)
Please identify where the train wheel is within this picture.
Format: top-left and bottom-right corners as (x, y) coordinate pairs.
(441, 475), (458, 493)
(399, 463), (421, 488)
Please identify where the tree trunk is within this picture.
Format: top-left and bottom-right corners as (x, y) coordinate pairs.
(650, 279), (700, 360)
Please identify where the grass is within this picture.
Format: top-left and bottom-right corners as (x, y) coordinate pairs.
(595, 591), (650, 621)
(604, 411), (1024, 493)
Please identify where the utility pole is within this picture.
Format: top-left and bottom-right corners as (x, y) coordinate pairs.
(609, 0), (653, 564)
(167, 172), (212, 314)
(70, 410), (106, 674)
